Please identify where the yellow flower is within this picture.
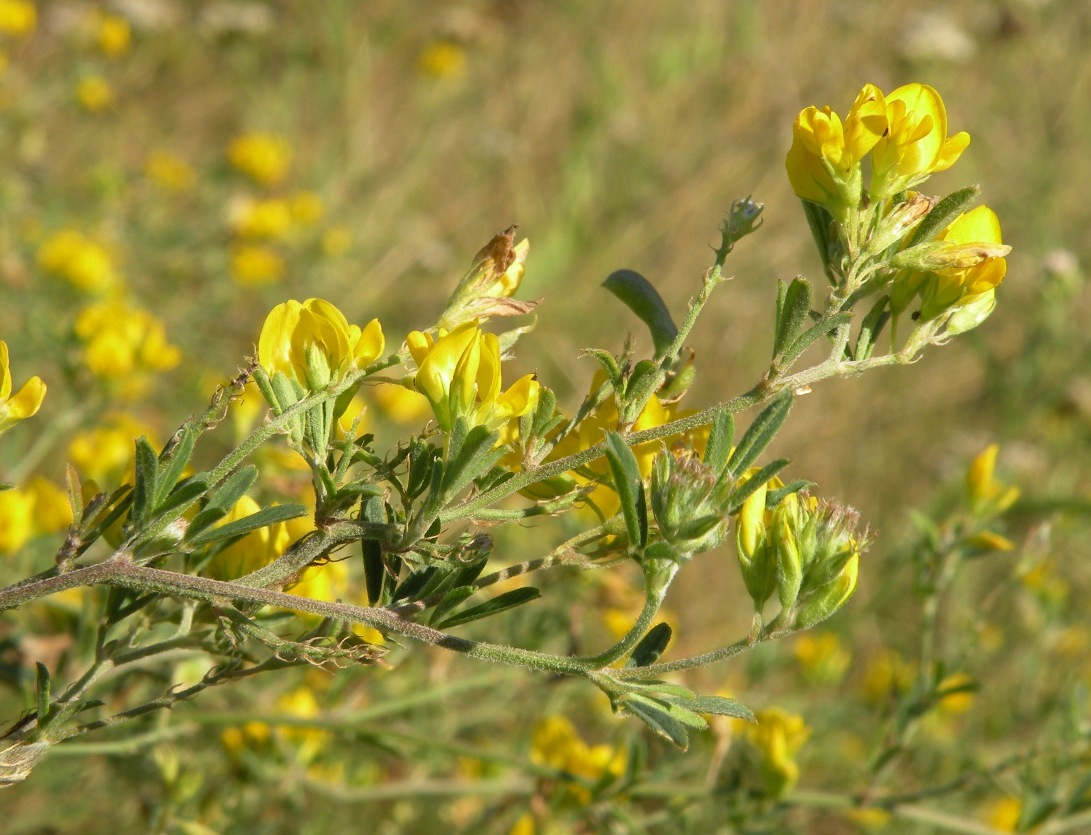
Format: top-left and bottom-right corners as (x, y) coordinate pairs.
(792, 631), (851, 685)
(870, 83), (970, 200)
(984, 797), (1022, 832)
(289, 191), (324, 226)
(371, 382), (432, 425)
(936, 672), (976, 715)
(75, 76), (114, 112)
(418, 40), (466, 79)
(530, 715), (625, 802)
(68, 413), (157, 487)
(321, 225), (352, 257)
(204, 495), (292, 580)
(73, 299), (181, 398)
(258, 298), (385, 394)
(860, 648), (915, 704)
(144, 151), (195, 192)
(785, 84), (887, 220)
(894, 205), (1008, 322)
(274, 687), (329, 764)
(0, 0), (36, 37)
(229, 244), (285, 285)
(228, 196), (293, 240)
(95, 13), (131, 57)
(965, 444), (1020, 516)
(27, 476), (72, 533)
(743, 707), (811, 798)
(0, 484), (35, 553)
(0, 340), (45, 434)
(227, 132), (291, 186)
(407, 323), (539, 436)
(37, 229), (121, 293)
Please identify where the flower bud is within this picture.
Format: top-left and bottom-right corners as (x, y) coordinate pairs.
(650, 447), (731, 557)
(865, 193), (933, 256)
(735, 480), (777, 610)
(794, 553), (859, 629)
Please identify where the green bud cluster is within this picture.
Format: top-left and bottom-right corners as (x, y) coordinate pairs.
(649, 447), (733, 558)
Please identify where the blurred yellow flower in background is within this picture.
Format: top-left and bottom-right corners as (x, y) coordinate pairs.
(37, 229), (121, 293)
(73, 299), (181, 397)
(228, 132), (292, 186)
(321, 225), (352, 258)
(229, 196), (293, 240)
(75, 75), (114, 112)
(204, 495), (291, 581)
(860, 648), (915, 704)
(741, 707), (811, 798)
(418, 40), (466, 79)
(0, 339), (45, 435)
(230, 244), (285, 285)
(95, 12), (131, 57)
(145, 151), (195, 192)
(68, 413), (157, 487)
(0, 484), (35, 553)
(371, 382), (431, 426)
(530, 715), (625, 801)
(0, 0), (35, 37)
(792, 631), (851, 685)
(289, 191), (324, 226)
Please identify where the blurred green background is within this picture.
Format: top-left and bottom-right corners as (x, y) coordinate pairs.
(3, 1), (1091, 832)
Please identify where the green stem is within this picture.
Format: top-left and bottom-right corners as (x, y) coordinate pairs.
(581, 567), (674, 668)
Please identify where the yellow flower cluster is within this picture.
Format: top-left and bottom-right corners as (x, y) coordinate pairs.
(228, 132), (292, 187)
(0, 476), (69, 554)
(68, 413), (157, 488)
(407, 322), (539, 438)
(145, 151), (196, 193)
(530, 715), (625, 801)
(73, 299), (181, 398)
(37, 230), (122, 294)
(741, 707), (811, 798)
(0, 339), (45, 435)
(258, 298), (384, 395)
(787, 83), (969, 217)
(0, 0), (35, 38)
(75, 75), (114, 112)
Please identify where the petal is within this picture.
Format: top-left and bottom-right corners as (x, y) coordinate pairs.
(257, 300), (303, 378)
(7, 376), (46, 419)
(0, 340), (10, 401)
(352, 318), (385, 368)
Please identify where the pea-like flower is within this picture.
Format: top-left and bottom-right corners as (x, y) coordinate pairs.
(0, 340), (46, 435)
(785, 84), (887, 222)
(741, 707), (811, 798)
(891, 205), (1008, 323)
(258, 298), (384, 394)
(870, 83), (970, 201)
(407, 322), (539, 437)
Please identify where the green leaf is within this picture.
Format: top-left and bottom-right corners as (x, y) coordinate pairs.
(442, 423), (503, 498)
(407, 440), (439, 500)
(155, 475), (209, 519)
(154, 424), (198, 509)
(766, 479), (813, 507)
(428, 586), (476, 625)
(603, 269), (679, 356)
(435, 587), (541, 629)
(773, 277), (812, 359)
(187, 503), (307, 547)
(209, 466), (259, 514)
(801, 200), (838, 285)
(131, 436), (160, 524)
(907, 186), (979, 248)
(35, 662), (50, 724)
(392, 567), (435, 604)
(854, 295), (891, 362)
(585, 348), (624, 393)
(727, 393), (793, 477)
(361, 495), (388, 606)
(603, 431), (648, 550)
(703, 408), (734, 475)
(619, 694), (690, 749)
(728, 458), (790, 513)
(781, 311), (853, 368)
(674, 694), (754, 722)
(627, 623), (672, 668)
